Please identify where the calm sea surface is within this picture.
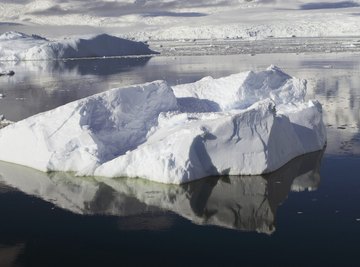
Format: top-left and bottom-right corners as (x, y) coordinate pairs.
(0, 53), (360, 267)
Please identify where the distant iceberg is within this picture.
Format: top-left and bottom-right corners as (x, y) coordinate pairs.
(0, 32), (158, 61)
(0, 66), (326, 184)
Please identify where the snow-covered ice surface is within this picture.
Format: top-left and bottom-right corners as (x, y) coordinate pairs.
(0, 32), (157, 61)
(0, 66), (326, 184)
(0, 149), (323, 233)
(150, 37), (360, 57)
(0, 80), (178, 175)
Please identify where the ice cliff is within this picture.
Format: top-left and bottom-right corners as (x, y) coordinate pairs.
(0, 66), (326, 184)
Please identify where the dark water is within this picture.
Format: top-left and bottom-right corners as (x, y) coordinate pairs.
(0, 53), (360, 266)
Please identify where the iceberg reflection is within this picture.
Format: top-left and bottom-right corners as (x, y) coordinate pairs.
(0, 150), (323, 234)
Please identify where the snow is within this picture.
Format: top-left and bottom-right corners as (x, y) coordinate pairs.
(0, 32), (157, 61)
(0, 81), (177, 174)
(172, 66), (306, 111)
(0, 66), (326, 184)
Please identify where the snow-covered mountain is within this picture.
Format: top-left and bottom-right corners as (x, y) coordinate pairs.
(1, 0), (360, 40)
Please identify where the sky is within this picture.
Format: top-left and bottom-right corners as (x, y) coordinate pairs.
(1, 0), (359, 20)
(0, 0), (262, 18)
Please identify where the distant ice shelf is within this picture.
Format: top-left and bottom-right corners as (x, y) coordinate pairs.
(0, 31), (157, 61)
(0, 66), (326, 184)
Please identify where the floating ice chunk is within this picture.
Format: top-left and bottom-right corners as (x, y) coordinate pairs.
(0, 66), (326, 184)
(0, 32), (158, 61)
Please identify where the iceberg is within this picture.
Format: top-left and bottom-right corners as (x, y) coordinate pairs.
(0, 32), (157, 61)
(0, 66), (326, 184)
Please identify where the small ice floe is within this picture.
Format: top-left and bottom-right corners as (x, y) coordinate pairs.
(297, 211), (303, 215)
(0, 93), (4, 99)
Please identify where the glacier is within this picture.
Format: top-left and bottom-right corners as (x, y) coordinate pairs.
(0, 65), (326, 184)
(0, 31), (157, 61)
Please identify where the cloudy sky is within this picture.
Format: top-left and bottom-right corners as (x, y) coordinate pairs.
(1, 0), (359, 20)
(0, 0), (263, 31)
(0, 0), (263, 18)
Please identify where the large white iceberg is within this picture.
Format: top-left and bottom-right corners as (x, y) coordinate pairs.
(0, 66), (326, 184)
(0, 31), (157, 61)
